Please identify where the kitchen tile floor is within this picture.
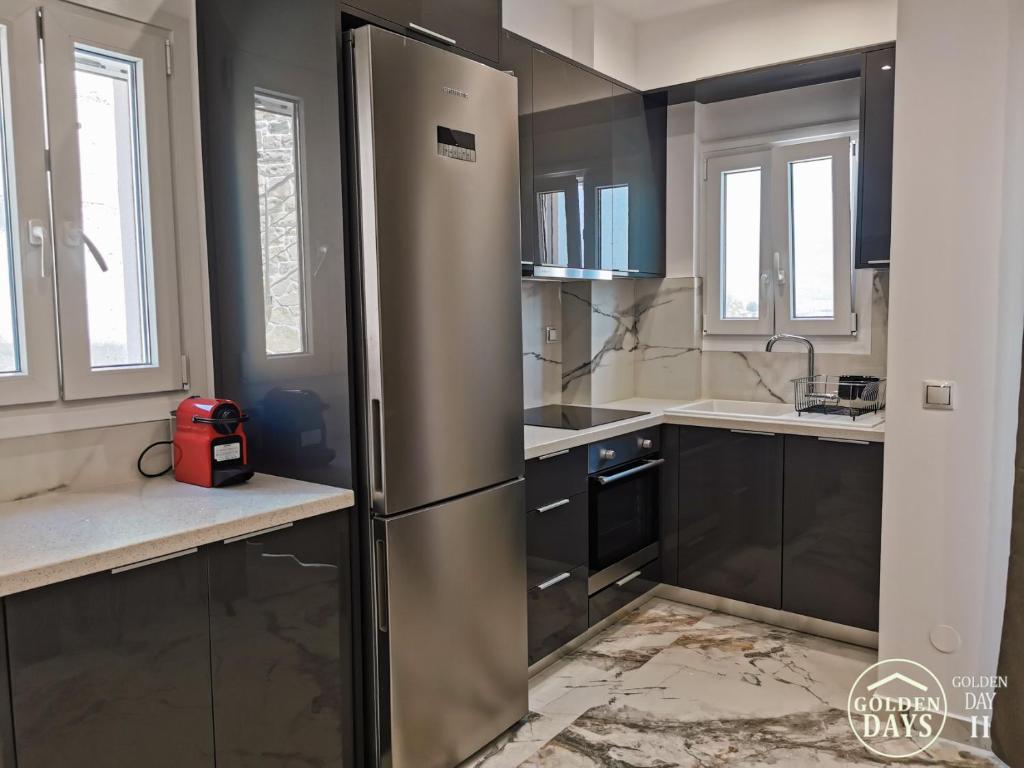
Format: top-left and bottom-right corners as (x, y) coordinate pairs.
(461, 598), (1004, 767)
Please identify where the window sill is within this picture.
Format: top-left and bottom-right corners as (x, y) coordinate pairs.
(702, 330), (872, 356)
(0, 391), (187, 440)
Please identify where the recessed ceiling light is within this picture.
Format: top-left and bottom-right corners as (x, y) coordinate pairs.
(881, 64), (893, 71)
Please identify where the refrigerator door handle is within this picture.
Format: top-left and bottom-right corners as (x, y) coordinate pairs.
(371, 399), (384, 496)
(375, 538), (389, 632)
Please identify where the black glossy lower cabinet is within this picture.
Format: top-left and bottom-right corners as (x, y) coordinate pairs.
(783, 437), (884, 630)
(208, 513), (350, 767)
(589, 558), (661, 627)
(526, 493), (588, 588)
(677, 427), (784, 609)
(528, 566), (588, 664)
(0, 609), (14, 768)
(5, 550), (215, 768)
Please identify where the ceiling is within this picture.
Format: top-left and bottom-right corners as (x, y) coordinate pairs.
(564, 0), (735, 22)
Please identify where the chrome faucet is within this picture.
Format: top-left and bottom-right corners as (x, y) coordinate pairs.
(766, 333), (815, 379)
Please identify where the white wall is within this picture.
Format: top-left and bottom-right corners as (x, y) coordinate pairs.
(879, 0), (1024, 720)
(635, 0), (897, 89)
(502, 0), (576, 59)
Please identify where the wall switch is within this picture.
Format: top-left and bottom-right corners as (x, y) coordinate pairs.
(544, 326), (560, 344)
(923, 380), (954, 409)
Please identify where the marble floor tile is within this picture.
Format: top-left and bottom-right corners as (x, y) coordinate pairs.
(460, 597), (1004, 768)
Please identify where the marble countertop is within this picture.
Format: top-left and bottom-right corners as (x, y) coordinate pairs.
(525, 397), (885, 459)
(0, 473), (354, 597)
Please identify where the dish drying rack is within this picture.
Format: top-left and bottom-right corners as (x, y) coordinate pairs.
(793, 375), (886, 420)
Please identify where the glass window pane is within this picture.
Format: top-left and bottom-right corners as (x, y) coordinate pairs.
(721, 167), (761, 320)
(0, 27), (20, 374)
(790, 156), (835, 319)
(598, 184), (629, 271)
(75, 46), (153, 369)
(537, 190), (568, 266)
(254, 92), (307, 356)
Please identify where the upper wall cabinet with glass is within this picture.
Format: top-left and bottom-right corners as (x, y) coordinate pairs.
(500, 33), (667, 280)
(0, 0), (184, 408)
(339, 0), (501, 64)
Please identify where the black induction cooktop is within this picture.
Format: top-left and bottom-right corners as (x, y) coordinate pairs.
(524, 404), (649, 431)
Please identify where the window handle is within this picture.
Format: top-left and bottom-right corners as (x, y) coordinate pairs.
(27, 220), (49, 278)
(63, 223), (109, 272)
(774, 251), (785, 285)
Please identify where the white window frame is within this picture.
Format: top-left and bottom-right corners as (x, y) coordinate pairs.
(702, 127), (859, 342)
(0, 3), (60, 407)
(44, 1), (181, 400)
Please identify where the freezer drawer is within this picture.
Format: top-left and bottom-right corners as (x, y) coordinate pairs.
(374, 479), (527, 768)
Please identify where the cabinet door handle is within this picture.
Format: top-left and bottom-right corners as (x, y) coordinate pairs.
(111, 547), (197, 574)
(616, 570), (642, 587)
(730, 428), (777, 437)
(223, 522), (293, 544)
(535, 498), (570, 514)
(537, 572), (571, 590)
(866, 259), (890, 265)
(817, 436), (871, 445)
(537, 448), (569, 461)
(408, 23), (456, 46)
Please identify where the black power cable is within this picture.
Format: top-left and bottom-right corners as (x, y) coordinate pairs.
(137, 440), (174, 478)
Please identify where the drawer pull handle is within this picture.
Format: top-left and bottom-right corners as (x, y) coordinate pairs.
(408, 23), (456, 46)
(595, 458), (665, 485)
(730, 428), (777, 437)
(616, 570), (642, 587)
(537, 448), (570, 461)
(535, 498), (570, 514)
(817, 436), (871, 445)
(111, 548), (197, 574)
(537, 572), (571, 590)
(223, 522), (293, 544)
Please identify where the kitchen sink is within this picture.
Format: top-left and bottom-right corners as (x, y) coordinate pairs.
(670, 400), (796, 418)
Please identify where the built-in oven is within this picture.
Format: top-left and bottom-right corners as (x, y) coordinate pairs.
(587, 428), (663, 596)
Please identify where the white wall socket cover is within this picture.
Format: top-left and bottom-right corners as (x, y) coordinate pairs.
(923, 380), (955, 409)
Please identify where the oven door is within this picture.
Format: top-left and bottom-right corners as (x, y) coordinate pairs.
(588, 457), (664, 594)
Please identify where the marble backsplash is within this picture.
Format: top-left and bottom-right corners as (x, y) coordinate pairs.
(0, 420), (172, 503)
(521, 271), (889, 407)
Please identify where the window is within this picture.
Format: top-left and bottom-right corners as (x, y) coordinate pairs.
(0, 37), (19, 376)
(597, 184), (629, 272)
(704, 136), (854, 337)
(254, 91), (307, 357)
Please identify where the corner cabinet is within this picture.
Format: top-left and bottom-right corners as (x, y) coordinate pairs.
(1, 511), (353, 768)
(855, 46), (896, 269)
(782, 436), (883, 630)
(676, 427), (783, 609)
(340, 0), (500, 63)
(502, 33), (666, 278)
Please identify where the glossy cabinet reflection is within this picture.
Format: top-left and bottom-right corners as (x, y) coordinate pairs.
(677, 427), (783, 609)
(783, 437), (883, 630)
(5, 552), (215, 768)
(855, 46), (895, 269)
(209, 513), (352, 767)
(198, 0), (352, 489)
(0, 610), (14, 768)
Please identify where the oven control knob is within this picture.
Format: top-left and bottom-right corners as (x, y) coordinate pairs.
(599, 448), (616, 461)
(639, 438), (653, 449)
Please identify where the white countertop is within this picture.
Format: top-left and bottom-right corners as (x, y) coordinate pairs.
(0, 473), (354, 597)
(525, 397), (885, 459)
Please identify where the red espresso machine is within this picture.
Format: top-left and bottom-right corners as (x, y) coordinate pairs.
(172, 396), (254, 487)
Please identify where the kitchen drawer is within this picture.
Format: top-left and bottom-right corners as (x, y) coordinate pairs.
(528, 566), (588, 664)
(588, 558), (659, 627)
(526, 493), (587, 587)
(526, 446), (588, 511)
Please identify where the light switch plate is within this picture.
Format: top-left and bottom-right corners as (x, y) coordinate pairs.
(923, 380), (954, 409)
(544, 326), (560, 344)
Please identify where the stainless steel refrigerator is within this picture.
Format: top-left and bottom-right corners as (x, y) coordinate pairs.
(346, 25), (527, 768)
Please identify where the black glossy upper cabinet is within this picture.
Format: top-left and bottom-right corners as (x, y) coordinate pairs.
(5, 552), (214, 768)
(532, 49), (614, 271)
(856, 46), (895, 269)
(500, 31), (535, 270)
(609, 88), (666, 276)
(341, 0), (500, 63)
(208, 513), (352, 767)
(198, 0), (352, 489)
